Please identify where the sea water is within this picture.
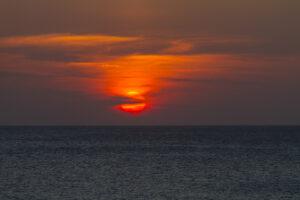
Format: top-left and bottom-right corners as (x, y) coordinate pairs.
(0, 126), (299, 200)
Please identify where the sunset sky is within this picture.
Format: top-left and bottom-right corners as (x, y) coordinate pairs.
(0, 0), (299, 125)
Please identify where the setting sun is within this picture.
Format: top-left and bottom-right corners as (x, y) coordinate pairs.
(117, 103), (148, 114)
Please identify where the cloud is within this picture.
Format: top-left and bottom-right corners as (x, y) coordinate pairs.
(0, 34), (140, 47)
(0, 33), (266, 62)
(160, 77), (262, 85)
(0, 34), (166, 62)
(0, 66), (102, 80)
(0, 33), (299, 124)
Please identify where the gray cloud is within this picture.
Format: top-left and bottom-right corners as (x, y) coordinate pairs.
(0, 0), (299, 55)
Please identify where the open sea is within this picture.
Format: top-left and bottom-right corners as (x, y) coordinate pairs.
(0, 126), (299, 200)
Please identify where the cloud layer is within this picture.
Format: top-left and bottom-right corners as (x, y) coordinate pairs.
(0, 0), (299, 124)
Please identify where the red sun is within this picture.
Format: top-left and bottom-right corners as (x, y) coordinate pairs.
(117, 103), (147, 114)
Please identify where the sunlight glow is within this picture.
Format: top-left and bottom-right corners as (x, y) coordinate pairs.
(4, 34), (233, 116)
(118, 103), (147, 114)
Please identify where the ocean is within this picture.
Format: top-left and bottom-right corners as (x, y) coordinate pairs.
(0, 126), (299, 200)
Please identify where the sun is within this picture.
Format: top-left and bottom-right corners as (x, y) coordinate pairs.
(117, 103), (147, 114)
(115, 89), (149, 114)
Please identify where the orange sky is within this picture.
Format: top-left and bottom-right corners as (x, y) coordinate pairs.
(0, 0), (299, 125)
(0, 34), (233, 114)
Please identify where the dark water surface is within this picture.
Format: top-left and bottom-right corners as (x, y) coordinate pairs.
(0, 126), (299, 200)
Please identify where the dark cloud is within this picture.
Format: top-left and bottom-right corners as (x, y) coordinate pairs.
(0, 86), (119, 125)
(0, 0), (299, 38)
(0, 70), (39, 78)
(0, 65), (102, 80)
(160, 77), (261, 85)
(0, 46), (80, 62)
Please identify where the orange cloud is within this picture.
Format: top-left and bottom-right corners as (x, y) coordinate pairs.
(162, 40), (193, 54)
(0, 33), (253, 115)
(0, 34), (140, 48)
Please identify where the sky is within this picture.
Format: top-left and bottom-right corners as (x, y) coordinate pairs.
(0, 0), (300, 125)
